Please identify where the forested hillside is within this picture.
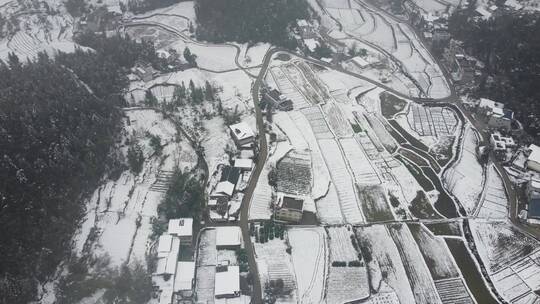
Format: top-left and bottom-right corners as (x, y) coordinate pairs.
(194, 0), (310, 48)
(449, 10), (540, 137)
(0, 33), (156, 302)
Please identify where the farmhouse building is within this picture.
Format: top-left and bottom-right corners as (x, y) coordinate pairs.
(478, 98), (514, 130)
(167, 218), (193, 244)
(214, 265), (241, 299)
(234, 158), (253, 171)
(526, 145), (540, 172)
(173, 261), (195, 295)
(263, 88), (293, 111)
(216, 226), (242, 250)
(229, 122), (255, 147)
(275, 196), (304, 223)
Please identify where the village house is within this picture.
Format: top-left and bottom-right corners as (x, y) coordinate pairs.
(153, 233), (181, 304)
(173, 261), (196, 297)
(490, 132), (516, 151)
(214, 265), (241, 299)
(262, 87), (293, 111)
(133, 63), (159, 82)
(275, 196), (304, 223)
(478, 98), (514, 130)
(216, 226), (242, 250)
(526, 144), (540, 172)
(229, 122), (255, 147)
(167, 218), (193, 244)
(233, 158), (253, 171)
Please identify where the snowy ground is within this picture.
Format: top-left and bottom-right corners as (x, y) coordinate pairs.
(325, 227), (370, 303)
(319, 0), (451, 99)
(288, 227), (327, 304)
(470, 219), (540, 303)
(443, 124), (484, 214)
(475, 163), (509, 219)
(253, 236), (297, 302)
(72, 109), (198, 268)
(356, 225), (417, 304)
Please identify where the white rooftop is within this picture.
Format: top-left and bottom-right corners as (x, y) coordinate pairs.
(234, 158), (253, 170)
(304, 38), (319, 52)
(351, 56), (370, 68)
(215, 266), (240, 297)
(215, 181), (235, 197)
(229, 122), (254, 141)
(492, 107), (505, 117)
(475, 7), (492, 18)
(529, 144), (540, 164)
(157, 234), (173, 254)
(216, 226), (242, 247)
(168, 218), (193, 237)
(479, 98), (504, 110)
(174, 261), (195, 292)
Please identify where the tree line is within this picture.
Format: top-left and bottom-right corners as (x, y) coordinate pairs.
(194, 0), (311, 48)
(0, 32), (160, 302)
(449, 9), (540, 138)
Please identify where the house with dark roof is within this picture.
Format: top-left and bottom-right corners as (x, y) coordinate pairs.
(262, 88), (293, 111)
(275, 196), (304, 223)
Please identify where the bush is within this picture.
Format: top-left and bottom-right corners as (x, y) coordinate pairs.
(331, 261), (347, 267)
(348, 261), (362, 267)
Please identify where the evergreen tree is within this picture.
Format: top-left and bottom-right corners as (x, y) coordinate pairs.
(204, 80), (214, 101)
(127, 143), (144, 174)
(144, 89), (158, 107)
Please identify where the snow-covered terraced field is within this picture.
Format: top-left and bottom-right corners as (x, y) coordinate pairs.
(288, 227), (327, 304)
(72, 109), (197, 267)
(409, 224), (460, 280)
(434, 278), (475, 304)
(470, 220), (540, 303)
(255, 238), (297, 301)
(443, 125), (484, 214)
(319, 138), (364, 224)
(249, 142), (292, 220)
(340, 137), (381, 185)
(281, 63), (326, 104)
(269, 66), (311, 109)
(300, 106), (334, 139)
(321, 0), (451, 99)
(388, 224), (442, 304)
(470, 220), (540, 273)
(325, 227), (370, 303)
(286, 111), (333, 201)
(356, 225), (416, 304)
(364, 113), (398, 153)
(323, 103), (354, 137)
(476, 163), (509, 219)
(407, 104), (458, 137)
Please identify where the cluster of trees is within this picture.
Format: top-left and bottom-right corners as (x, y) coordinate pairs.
(310, 41), (333, 59)
(235, 248), (249, 272)
(0, 32), (158, 301)
(65, 0), (87, 17)
(0, 53), (122, 302)
(195, 0), (310, 48)
(56, 257), (152, 304)
(253, 221), (284, 243)
(153, 168), (204, 237)
(331, 260), (362, 267)
(449, 10), (540, 137)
